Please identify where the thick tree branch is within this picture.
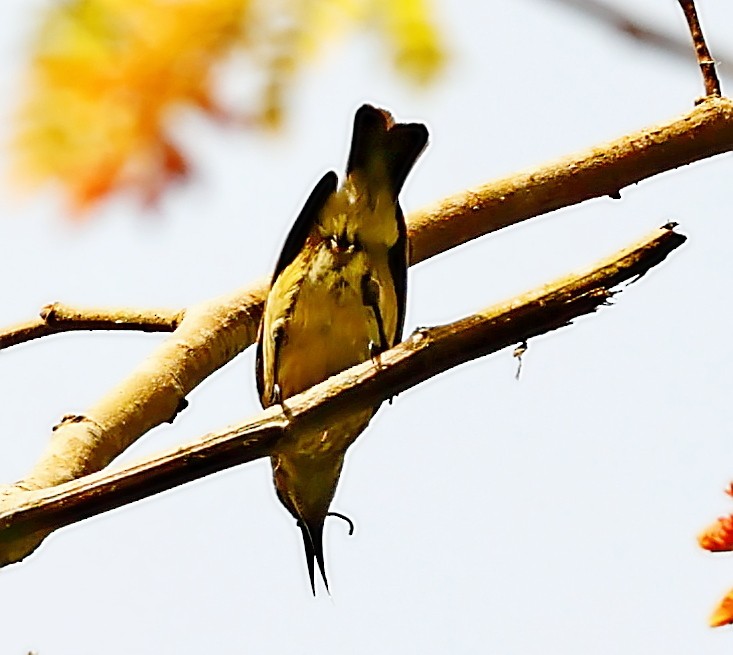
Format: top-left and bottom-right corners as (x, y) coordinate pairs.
(18, 282), (268, 490)
(407, 96), (732, 263)
(0, 303), (181, 350)
(0, 225), (685, 566)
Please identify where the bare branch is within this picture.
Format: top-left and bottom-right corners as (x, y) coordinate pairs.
(677, 0), (721, 97)
(0, 304), (181, 350)
(18, 282), (268, 490)
(0, 225), (685, 566)
(408, 97), (733, 264)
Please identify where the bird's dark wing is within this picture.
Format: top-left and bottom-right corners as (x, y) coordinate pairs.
(255, 171), (338, 404)
(270, 171), (338, 284)
(389, 202), (409, 345)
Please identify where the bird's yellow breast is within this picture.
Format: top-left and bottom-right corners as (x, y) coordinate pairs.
(317, 175), (400, 251)
(264, 244), (397, 401)
(261, 179), (402, 405)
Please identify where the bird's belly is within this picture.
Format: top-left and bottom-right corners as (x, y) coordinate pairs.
(277, 408), (373, 459)
(278, 279), (376, 398)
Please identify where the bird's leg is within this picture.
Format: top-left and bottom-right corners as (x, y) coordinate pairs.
(361, 273), (388, 361)
(269, 323), (286, 406)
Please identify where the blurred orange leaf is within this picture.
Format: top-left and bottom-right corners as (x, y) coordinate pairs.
(14, 0), (247, 213)
(699, 514), (733, 552)
(710, 589), (733, 628)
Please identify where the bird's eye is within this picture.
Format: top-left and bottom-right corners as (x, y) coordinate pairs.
(329, 233), (353, 253)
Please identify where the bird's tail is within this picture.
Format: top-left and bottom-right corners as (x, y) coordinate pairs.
(347, 104), (429, 199)
(299, 518), (329, 595)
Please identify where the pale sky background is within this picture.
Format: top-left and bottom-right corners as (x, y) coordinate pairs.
(1, 1), (733, 653)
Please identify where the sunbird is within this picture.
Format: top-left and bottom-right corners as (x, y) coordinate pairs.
(256, 104), (428, 594)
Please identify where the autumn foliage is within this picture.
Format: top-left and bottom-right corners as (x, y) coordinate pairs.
(12, 0), (443, 213)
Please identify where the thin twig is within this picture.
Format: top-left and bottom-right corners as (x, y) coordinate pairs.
(0, 304), (181, 350)
(677, 0), (721, 97)
(0, 225), (685, 564)
(544, 0), (731, 92)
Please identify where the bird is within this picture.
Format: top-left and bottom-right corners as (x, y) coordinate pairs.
(256, 103), (428, 594)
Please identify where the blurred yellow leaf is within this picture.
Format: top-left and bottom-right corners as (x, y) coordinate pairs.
(13, 0), (444, 212)
(374, 0), (444, 83)
(15, 0), (248, 211)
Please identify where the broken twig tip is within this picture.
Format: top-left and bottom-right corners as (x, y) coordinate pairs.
(513, 341), (528, 380)
(39, 303), (59, 324)
(165, 397), (189, 424)
(52, 413), (87, 431)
